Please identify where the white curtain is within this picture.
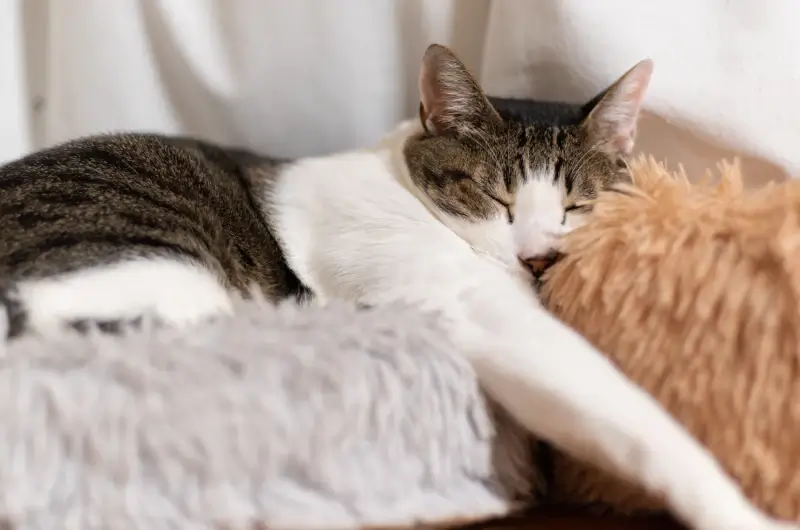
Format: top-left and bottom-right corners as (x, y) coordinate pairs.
(0, 0), (491, 161)
(2, 0), (798, 186)
(481, 0), (800, 186)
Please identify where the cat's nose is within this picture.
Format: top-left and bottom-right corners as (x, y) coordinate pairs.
(519, 252), (559, 278)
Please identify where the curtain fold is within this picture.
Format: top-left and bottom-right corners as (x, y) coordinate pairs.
(0, 0), (33, 163)
(3, 0), (798, 187)
(0, 0), (490, 162)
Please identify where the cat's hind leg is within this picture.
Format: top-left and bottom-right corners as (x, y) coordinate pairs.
(11, 257), (234, 337)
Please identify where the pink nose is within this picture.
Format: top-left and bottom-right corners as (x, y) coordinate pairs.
(520, 253), (559, 277)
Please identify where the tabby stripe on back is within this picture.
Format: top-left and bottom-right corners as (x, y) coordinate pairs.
(6, 235), (203, 269)
(0, 134), (308, 311)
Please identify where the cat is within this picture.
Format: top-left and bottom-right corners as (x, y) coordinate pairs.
(0, 44), (794, 529)
(0, 80), (615, 334)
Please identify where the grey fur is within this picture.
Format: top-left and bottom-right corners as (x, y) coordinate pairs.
(0, 297), (541, 529)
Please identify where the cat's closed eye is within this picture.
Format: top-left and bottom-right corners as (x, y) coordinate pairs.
(484, 191), (514, 224)
(443, 169), (515, 223)
(564, 204), (591, 213)
(562, 204), (592, 224)
(495, 198), (514, 224)
(442, 169), (471, 181)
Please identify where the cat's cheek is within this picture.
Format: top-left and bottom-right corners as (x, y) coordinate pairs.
(441, 214), (517, 268)
(564, 212), (589, 232)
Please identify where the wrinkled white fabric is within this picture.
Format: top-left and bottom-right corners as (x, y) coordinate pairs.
(0, 0), (490, 161)
(2, 0), (797, 187)
(0, 0), (32, 163)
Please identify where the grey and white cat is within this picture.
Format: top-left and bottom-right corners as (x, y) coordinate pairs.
(0, 44), (792, 529)
(1, 53), (635, 332)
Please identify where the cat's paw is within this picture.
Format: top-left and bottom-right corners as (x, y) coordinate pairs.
(749, 517), (800, 530)
(716, 520), (800, 530)
(694, 506), (799, 530)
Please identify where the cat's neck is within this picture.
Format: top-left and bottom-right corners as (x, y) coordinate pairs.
(376, 120), (459, 229)
(271, 118), (502, 266)
(373, 119), (421, 191)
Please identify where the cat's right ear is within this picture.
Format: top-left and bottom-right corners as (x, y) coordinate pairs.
(419, 44), (501, 137)
(580, 59), (654, 156)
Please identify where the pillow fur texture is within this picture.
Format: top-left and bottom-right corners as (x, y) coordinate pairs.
(540, 157), (800, 521)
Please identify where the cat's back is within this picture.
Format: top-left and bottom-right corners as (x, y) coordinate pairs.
(0, 133), (306, 300)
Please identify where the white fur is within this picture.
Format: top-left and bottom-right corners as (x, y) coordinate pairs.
(15, 258), (233, 333)
(402, 161), (588, 272)
(512, 170), (587, 261)
(269, 119), (796, 529)
(515, 173), (565, 260)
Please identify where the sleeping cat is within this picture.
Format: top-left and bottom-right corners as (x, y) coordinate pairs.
(0, 44), (793, 529)
(0, 77), (617, 331)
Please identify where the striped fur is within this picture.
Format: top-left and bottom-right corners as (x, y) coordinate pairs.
(408, 49), (652, 235)
(0, 135), (310, 337)
(0, 134), (306, 296)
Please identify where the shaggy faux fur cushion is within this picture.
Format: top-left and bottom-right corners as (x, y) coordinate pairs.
(540, 158), (800, 520)
(7, 157), (799, 528)
(0, 300), (541, 530)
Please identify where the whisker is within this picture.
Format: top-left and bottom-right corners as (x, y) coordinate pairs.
(470, 133), (505, 175)
(568, 138), (614, 183)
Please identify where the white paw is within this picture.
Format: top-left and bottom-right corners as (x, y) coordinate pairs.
(743, 518), (800, 530)
(722, 521), (800, 530)
(694, 506), (799, 530)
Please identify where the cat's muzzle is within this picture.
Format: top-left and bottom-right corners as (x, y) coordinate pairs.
(520, 252), (561, 280)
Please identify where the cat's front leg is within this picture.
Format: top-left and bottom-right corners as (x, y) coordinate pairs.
(454, 281), (797, 530)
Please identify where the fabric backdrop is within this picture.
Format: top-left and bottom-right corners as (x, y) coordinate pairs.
(2, 0), (797, 186)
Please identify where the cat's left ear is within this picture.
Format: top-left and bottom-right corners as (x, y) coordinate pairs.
(418, 44), (502, 137)
(581, 59), (654, 156)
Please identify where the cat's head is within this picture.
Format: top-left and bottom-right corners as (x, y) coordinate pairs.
(403, 44), (652, 277)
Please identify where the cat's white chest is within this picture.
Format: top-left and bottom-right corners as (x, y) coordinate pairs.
(269, 124), (509, 310)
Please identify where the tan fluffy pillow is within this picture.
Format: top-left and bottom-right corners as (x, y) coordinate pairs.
(539, 157), (800, 520)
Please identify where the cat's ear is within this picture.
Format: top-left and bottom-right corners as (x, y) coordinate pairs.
(581, 59), (653, 156)
(419, 44), (501, 137)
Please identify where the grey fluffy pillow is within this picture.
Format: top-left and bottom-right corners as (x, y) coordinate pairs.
(0, 299), (540, 529)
